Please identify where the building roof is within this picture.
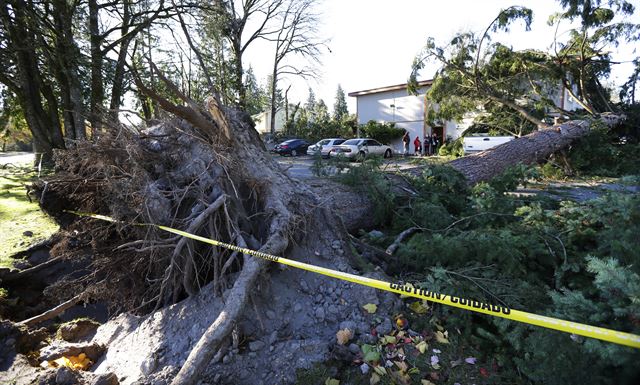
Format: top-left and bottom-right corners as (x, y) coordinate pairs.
(347, 79), (433, 97)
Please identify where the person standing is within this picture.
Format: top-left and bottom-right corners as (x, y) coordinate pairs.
(413, 136), (422, 156)
(424, 135), (431, 156)
(402, 131), (410, 156)
(430, 133), (439, 155)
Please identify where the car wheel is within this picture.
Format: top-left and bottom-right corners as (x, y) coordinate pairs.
(357, 151), (366, 162)
(291, 149), (298, 157)
(384, 149), (392, 158)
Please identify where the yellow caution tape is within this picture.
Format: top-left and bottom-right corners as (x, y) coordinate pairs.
(68, 211), (640, 349)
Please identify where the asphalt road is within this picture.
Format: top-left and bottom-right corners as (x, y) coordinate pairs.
(0, 152), (35, 166)
(273, 153), (420, 179)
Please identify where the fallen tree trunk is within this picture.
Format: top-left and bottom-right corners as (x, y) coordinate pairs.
(439, 115), (623, 185)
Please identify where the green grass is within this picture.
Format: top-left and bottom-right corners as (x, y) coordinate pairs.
(0, 164), (58, 269)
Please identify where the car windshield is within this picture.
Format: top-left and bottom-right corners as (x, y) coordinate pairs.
(318, 140), (329, 145)
(342, 139), (362, 145)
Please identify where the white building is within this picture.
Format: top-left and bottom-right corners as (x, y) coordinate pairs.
(253, 109), (286, 135)
(348, 80), (465, 155)
(348, 79), (580, 155)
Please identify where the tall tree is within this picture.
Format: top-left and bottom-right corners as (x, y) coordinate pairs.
(410, 2), (638, 135)
(213, 0), (284, 108)
(0, 0), (65, 161)
(333, 84), (348, 121)
(268, 0), (325, 135)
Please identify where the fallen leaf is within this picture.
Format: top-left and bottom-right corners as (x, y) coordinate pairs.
(435, 331), (450, 344)
(465, 357), (477, 365)
(430, 355), (439, 367)
(408, 367), (420, 375)
(363, 303), (378, 314)
(394, 360), (408, 372)
(325, 378), (340, 385)
(416, 341), (428, 354)
(373, 366), (387, 376)
(421, 380), (436, 385)
(382, 335), (397, 344)
(364, 350), (381, 364)
(480, 367), (490, 377)
(360, 363), (370, 374)
(408, 301), (429, 314)
(336, 328), (353, 345)
(432, 348), (441, 354)
(450, 359), (463, 367)
(370, 373), (381, 385)
(396, 317), (409, 330)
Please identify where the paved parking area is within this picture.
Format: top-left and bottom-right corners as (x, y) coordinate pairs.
(273, 154), (429, 179)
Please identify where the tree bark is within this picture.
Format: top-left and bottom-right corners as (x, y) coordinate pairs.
(89, 0), (104, 138)
(442, 116), (621, 185)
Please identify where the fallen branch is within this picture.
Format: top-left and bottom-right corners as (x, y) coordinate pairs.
(18, 293), (86, 327)
(386, 227), (421, 255)
(2, 255), (63, 283)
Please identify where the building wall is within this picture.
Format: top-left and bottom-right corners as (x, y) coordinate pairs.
(253, 110), (286, 134)
(354, 86), (462, 154)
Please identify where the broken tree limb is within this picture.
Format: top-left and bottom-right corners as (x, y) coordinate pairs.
(386, 227), (421, 255)
(18, 293), (86, 327)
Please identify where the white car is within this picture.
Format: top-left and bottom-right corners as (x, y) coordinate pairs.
(307, 138), (346, 158)
(330, 138), (393, 160)
(462, 135), (514, 155)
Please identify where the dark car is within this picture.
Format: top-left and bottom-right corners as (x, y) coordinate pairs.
(272, 139), (309, 156)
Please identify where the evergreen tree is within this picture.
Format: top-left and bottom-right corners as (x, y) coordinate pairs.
(314, 99), (330, 124)
(244, 67), (266, 115)
(305, 87), (316, 111)
(333, 84), (348, 121)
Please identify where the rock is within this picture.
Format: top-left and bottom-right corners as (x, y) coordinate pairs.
(23, 230), (34, 237)
(213, 374), (221, 384)
(348, 343), (361, 354)
(314, 307), (325, 321)
(314, 294), (323, 303)
(55, 367), (78, 385)
(293, 303), (302, 313)
(40, 342), (104, 362)
(331, 240), (341, 250)
(140, 355), (157, 375)
(265, 310), (276, 320)
(249, 340), (265, 351)
(368, 230), (384, 238)
(300, 280), (310, 293)
(268, 331), (278, 345)
(339, 321), (356, 331)
(361, 333), (377, 344)
(91, 373), (119, 385)
(327, 305), (339, 315)
(58, 319), (100, 342)
(377, 318), (393, 336)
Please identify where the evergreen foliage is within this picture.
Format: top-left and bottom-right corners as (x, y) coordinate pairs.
(333, 84), (349, 121)
(348, 153), (640, 383)
(359, 120), (405, 144)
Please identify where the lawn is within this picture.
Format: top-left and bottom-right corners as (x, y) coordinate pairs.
(0, 163), (58, 269)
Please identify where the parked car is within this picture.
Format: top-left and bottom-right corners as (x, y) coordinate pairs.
(462, 135), (514, 155)
(330, 138), (393, 160)
(307, 138), (346, 158)
(272, 139), (310, 156)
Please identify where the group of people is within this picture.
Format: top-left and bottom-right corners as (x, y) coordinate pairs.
(402, 131), (440, 156)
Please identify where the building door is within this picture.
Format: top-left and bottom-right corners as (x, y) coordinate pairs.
(432, 126), (444, 143)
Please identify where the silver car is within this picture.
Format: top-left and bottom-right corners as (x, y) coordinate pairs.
(330, 138), (393, 160)
(307, 138), (346, 158)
